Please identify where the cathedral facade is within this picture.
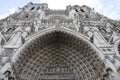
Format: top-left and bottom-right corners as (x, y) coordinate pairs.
(0, 2), (120, 80)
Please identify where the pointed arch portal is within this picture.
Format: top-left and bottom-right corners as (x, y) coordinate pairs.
(11, 27), (106, 80)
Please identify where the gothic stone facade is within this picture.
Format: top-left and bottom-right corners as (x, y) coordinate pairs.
(0, 2), (120, 80)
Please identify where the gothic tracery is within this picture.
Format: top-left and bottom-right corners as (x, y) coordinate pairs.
(0, 2), (120, 80)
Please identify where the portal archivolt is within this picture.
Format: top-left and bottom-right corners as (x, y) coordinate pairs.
(11, 29), (106, 80)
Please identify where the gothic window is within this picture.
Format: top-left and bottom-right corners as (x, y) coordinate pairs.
(37, 7), (40, 10)
(80, 9), (84, 12)
(118, 43), (120, 54)
(31, 7), (35, 10)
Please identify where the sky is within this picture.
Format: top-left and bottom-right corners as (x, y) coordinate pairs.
(0, 0), (120, 20)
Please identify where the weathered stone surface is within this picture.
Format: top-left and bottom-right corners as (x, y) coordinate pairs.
(0, 2), (120, 80)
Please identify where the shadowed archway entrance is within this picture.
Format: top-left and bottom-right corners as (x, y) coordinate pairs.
(11, 28), (106, 80)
